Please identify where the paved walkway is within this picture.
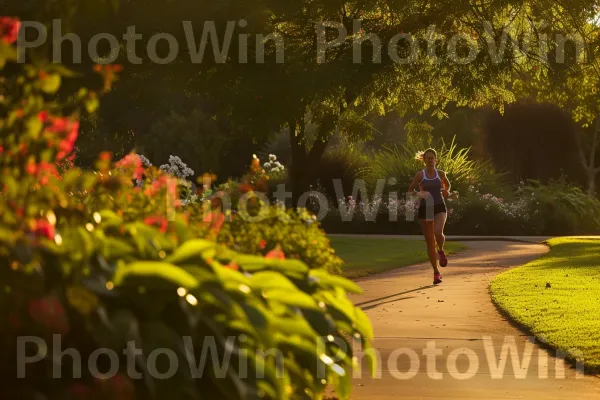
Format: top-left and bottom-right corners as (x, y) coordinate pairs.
(340, 240), (600, 399)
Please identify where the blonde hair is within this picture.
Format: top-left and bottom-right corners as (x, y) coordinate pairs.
(423, 148), (437, 158)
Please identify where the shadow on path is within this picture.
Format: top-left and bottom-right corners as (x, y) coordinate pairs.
(355, 285), (434, 310)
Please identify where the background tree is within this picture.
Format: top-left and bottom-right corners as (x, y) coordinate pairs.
(514, 2), (600, 194)
(8, 0), (600, 196)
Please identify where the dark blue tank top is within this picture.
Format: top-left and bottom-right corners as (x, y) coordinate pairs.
(419, 169), (444, 205)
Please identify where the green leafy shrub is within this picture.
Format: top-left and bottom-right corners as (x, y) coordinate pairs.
(363, 129), (509, 197)
(321, 180), (600, 236)
(216, 205), (344, 275)
(0, 20), (373, 400)
(314, 144), (370, 203)
(518, 178), (600, 235)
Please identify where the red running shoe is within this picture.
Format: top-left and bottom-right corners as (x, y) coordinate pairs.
(433, 273), (442, 285)
(438, 250), (448, 267)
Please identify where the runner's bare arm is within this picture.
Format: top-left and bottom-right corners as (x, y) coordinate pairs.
(408, 171), (423, 196)
(439, 170), (451, 196)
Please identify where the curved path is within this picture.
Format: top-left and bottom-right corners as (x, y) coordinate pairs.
(341, 240), (600, 399)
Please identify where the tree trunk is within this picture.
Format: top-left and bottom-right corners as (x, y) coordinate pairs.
(288, 118), (309, 206)
(587, 171), (596, 196)
(288, 117), (335, 206)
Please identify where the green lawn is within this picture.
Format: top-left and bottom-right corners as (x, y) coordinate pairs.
(328, 236), (466, 279)
(490, 237), (600, 371)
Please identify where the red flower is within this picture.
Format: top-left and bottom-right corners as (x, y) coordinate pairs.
(209, 212), (225, 234)
(0, 17), (21, 44)
(144, 216), (168, 233)
(39, 161), (58, 176)
(224, 261), (240, 271)
(0, 145), (4, 153)
(259, 240), (267, 249)
(31, 219), (55, 239)
(238, 183), (254, 193)
(144, 175), (170, 197)
(265, 246), (286, 260)
(25, 159), (38, 175)
(28, 295), (69, 334)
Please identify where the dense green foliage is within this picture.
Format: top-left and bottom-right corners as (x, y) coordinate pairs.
(0, 24), (374, 400)
(11, 0), (599, 197)
(218, 207), (344, 276)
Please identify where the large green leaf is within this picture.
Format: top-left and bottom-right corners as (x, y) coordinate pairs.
(114, 261), (199, 289)
(234, 255), (309, 274)
(166, 238), (217, 265)
(249, 271), (297, 291)
(271, 316), (318, 340)
(102, 237), (136, 259)
(309, 269), (363, 294)
(263, 289), (320, 311)
(98, 209), (123, 225)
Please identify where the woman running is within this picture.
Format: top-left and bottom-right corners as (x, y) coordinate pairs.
(408, 148), (451, 285)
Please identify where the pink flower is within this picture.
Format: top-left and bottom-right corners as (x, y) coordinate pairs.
(0, 17), (21, 44)
(116, 154), (144, 180)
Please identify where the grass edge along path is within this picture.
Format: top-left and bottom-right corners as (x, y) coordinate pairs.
(489, 237), (600, 373)
(328, 236), (466, 279)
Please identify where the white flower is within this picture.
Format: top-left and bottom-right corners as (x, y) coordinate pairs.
(159, 155), (194, 179)
(138, 154), (153, 167)
(269, 154), (277, 161)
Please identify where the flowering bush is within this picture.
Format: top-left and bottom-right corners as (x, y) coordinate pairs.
(0, 19), (374, 400)
(122, 153), (201, 205)
(216, 204), (344, 275)
(159, 155), (195, 180)
(262, 153), (286, 180)
(322, 180), (600, 235)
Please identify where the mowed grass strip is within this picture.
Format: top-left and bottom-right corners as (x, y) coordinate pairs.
(328, 236), (466, 279)
(490, 237), (600, 371)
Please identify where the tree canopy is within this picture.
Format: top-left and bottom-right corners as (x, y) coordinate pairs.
(7, 0), (600, 194)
